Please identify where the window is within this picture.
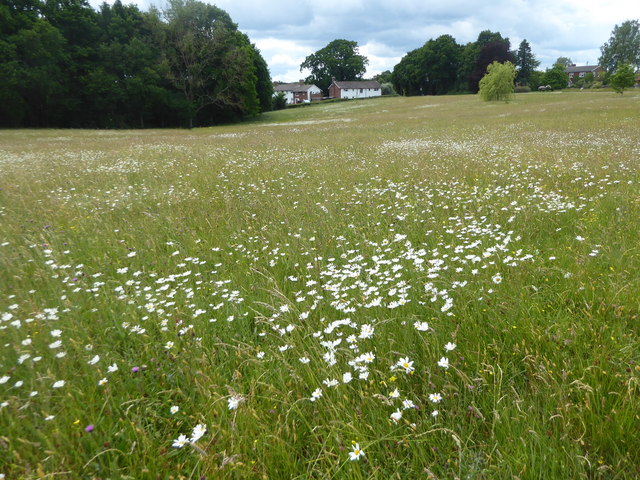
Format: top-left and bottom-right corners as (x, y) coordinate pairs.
(360, 89), (363, 93)
(579, 72), (585, 78)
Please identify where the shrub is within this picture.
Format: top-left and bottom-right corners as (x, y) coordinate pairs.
(514, 85), (531, 93)
(272, 92), (287, 110)
(381, 82), (397, 96)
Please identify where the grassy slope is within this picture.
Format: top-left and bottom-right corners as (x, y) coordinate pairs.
(0, 91), (639, 479)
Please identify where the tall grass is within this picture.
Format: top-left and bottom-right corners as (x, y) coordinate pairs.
(1, 91), (639, 479)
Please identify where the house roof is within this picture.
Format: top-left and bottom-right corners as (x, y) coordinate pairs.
(564, 65), (602, 74)
(274, 83), (318, 92)
(332, 80), (382, 89)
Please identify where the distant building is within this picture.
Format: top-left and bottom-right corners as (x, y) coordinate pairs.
(274, 83), (322, 104)
(564, 65), (604, 86)
(329, 80), (382, 99)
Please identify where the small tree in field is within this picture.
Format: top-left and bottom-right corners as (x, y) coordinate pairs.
(479, 61), (516, 102)
(609, 63), (636, 94)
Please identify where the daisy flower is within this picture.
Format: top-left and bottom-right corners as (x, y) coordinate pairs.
(172, 434), (189, 448)
(227, 395), (242, 410)
(397, 357), (414, 374)
(190, 423), (207, 443)
(349, 443), (365, 461)
(429, 393), (442, 403)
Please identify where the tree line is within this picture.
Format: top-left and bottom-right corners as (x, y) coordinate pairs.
(390, 20), (639, 97)
(0, 0), (273, 128)
(391, 31), (541, 96)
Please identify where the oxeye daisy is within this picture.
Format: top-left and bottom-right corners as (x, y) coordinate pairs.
(190, 423), (206, 443)
(172, 434), (189, 448)
(349, 443), (365, 461)
(429, 393), (442, 403)
(227, 395), (242, 410)
(397, 356), (414, 374)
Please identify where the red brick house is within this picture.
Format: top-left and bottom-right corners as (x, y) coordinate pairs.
(564, 65), (604, 86)
(329, 80), (382, 99)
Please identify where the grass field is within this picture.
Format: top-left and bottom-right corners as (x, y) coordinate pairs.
(1, 91), (639, 479)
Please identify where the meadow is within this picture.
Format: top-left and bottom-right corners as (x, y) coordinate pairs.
(0, 90), (639, 479)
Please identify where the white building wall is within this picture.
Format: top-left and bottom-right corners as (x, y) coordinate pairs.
(340, 88), (382, 99)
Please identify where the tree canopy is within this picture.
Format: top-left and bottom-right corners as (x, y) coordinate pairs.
(542, 64), (568, 90)
(391, 35), (462, 96)
(300, 39), (368, 95)
(0, 0), (272, 128)
(599, 20), (640, 73)
(478, 61), (516, 102)
(609, 63), (636, 94)
(391, 30), (520, 96)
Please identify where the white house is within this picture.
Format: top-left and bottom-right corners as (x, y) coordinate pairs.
(329, 80), (382, 99)
(273, 83), (322, 104)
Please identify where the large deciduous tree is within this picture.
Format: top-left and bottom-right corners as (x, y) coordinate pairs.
(391, 35), (462, 96)
(421, 34), (462, 95)
(468, 31), (513, 93)
(300, 39), (368, 95)
(599, 20), (640, 73)
(162, 0), (260, 127)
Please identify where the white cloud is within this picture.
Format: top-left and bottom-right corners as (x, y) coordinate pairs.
(87, 0), (639, 79)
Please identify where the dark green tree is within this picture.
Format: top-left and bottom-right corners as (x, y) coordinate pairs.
(374, 70), (392, 84)
(251, 44), (273, 112)
(609, 63), (636, 94)
(599, 20), (640, 73)
(391, 46), (426, 96)
(162, 0), (262, 127)
(468, 32), (513, 92)
(300, 39), (368, 95)
(392, 35), (461, 96)
(421, 34), (462, 95)
(515, 39), (540, 85)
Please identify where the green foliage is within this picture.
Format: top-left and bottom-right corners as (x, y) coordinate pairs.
(468, 31), (513, 93)
(391, 46), (425, 95)
(374, 70), (392, 84)
(0, 0), (271, 127)
(478, 61), (516, 102)
(609, 63), (636, 94)
(380, 82), (396, 95)
(599, 20), (640, 73)
(528, 70), (545, 90)
(391, 34), (462, 96)
(271, 91), (287, 110)
(2, 93), (640, 478)
(542, 64), (568, 90)
(515, 39), (540, 85)
(553, 56), (573, 68)
(300, 39), (368, 95)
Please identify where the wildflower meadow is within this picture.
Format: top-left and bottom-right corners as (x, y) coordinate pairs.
(1, 91), (639, 478)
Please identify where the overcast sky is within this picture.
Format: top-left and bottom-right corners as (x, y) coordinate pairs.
(91, 0), (639, 82)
